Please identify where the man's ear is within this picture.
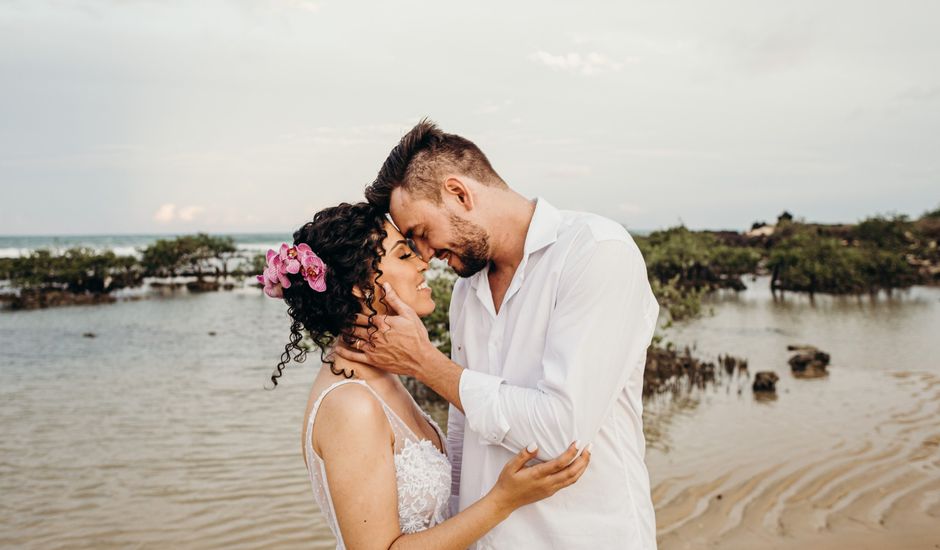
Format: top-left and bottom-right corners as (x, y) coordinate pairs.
(442, 177), (474, 212)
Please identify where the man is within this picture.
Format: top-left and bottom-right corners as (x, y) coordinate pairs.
(335, 119), (660, 549)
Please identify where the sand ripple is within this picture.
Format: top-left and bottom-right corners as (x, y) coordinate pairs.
(651, 371), (940, 549)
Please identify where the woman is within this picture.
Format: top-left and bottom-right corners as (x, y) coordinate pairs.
(261, 202), (590, 549)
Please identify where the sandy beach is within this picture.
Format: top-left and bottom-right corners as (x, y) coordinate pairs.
(650, 372), (940, 549)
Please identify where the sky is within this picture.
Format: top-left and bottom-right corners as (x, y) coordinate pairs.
(1, 0), (938, 235)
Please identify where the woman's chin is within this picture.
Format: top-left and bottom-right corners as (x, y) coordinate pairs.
(415, 299), (436, 318)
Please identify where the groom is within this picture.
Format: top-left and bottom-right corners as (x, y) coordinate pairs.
(336, 120), (660, 549)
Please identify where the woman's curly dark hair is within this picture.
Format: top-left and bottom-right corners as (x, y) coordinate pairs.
(269, 202), (390, 387)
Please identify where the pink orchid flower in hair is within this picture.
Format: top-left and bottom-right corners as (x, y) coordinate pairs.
(277, 243), (302, 274)
(259, 249), (292, 298)
(256, 272), (283, 298)
(298, 246), (327, 292)
(257, 242), (327, 298)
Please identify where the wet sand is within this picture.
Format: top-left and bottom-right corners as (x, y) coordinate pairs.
(650, 281), (940, 549)
(648, 371), (940, 549)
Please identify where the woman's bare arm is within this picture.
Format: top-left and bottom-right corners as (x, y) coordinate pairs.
(316, 384), (405, 549)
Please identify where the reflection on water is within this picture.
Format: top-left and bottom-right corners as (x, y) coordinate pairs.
(1, 278), (938, 548)
(669, 276), (940, 374)
(643, 395), (703, 454)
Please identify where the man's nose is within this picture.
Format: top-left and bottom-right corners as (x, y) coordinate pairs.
(415, 242), (434, 261)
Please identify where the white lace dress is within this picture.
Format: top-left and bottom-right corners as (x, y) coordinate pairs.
(304, 379), (452, 548)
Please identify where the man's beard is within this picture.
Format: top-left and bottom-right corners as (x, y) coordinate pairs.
(446, 214), (490, 277)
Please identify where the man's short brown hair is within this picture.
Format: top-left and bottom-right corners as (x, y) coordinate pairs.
(365, 119), (505, 212)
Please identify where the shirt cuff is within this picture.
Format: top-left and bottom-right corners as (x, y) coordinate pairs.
(459, 369), (511, 446)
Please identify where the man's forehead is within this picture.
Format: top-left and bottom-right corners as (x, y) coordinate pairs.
(389, 188), (425, 235)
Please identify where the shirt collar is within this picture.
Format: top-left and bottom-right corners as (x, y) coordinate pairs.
(468, 197), (562, 289)
(524, 197), (563, 256)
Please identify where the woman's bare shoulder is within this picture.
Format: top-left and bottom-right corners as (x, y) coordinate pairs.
(312, 382), (393, 456)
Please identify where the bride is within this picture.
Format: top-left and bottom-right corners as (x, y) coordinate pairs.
(261, 202), (590, 549)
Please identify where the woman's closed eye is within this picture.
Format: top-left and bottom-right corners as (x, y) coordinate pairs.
(393, 239), (417, 260)
(405, 238), (423, 260)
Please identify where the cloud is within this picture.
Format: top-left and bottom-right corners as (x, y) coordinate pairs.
(529, 51), (624, 76)
(153, 204), (176, 223)
(153, 203), (205, 223)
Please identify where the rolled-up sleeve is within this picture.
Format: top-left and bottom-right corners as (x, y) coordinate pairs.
(459, 370), (511, 443)
(458, 238), (659, 461)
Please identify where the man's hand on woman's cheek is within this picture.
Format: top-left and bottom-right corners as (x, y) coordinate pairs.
(333, 283), (438, 377)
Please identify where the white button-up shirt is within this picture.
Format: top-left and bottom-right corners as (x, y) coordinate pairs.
(446, 198), (659, 549)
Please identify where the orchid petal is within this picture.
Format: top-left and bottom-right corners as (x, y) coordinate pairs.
(263, 283), (283, 298)
(308, 276), (326, 292)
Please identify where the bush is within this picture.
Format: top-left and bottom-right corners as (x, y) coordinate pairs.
(0, 257), (14, 281)
(7, 247), (142, 293)
(650, 276), (705, 325)
(637, 226), (761, 291)
(231, 252), (269, 279)
(140, 233), (237, 279)
(852, 215), (911, 249)
(423, 265), (456, 355)
(768, 228), (918, 293)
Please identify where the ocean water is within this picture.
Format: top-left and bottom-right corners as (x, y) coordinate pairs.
(0, 233), (291, 259)
(0, 288), (331, 548)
